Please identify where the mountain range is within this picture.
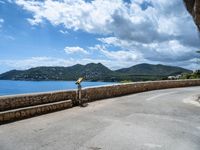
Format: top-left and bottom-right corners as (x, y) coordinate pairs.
(0, 63), (192, 82)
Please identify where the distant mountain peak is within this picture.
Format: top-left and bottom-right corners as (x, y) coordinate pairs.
(0, 63), (191, 82)
(116, 63), (191, 76)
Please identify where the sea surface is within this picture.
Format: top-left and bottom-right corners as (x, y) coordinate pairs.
(0, 80), (116, 96)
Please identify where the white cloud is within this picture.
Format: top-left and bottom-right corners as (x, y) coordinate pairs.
(0, 57), (120, 72)
(15, 0), (200, 44)
(64, 46), (88, 54)
(0, 54), (198, 74)
(5, 35), (15, 40)
(27, 18), (42, 26)
(14, 0), (200, 70)
(0, 57), (75, 71)
(59, 30), (69, 35)
(7, 0), (13, 3)
(0, 18), (4, 28)
(89, 44), (143, 62)
(0, 0), (5, 4)
(98, 37), (133, 49)
(98, 36), (199, 64)
(15, 0), (123, 33)
(0, 19), (4, 23)
(0, 56), (144, 73)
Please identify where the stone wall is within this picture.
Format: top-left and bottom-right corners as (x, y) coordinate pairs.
(0, 79), (200, 124)
(0, 90), (76, 111)
(0, 100), (72, 123)
(82, 79), (200, 102)
(0, 79), (200, 112)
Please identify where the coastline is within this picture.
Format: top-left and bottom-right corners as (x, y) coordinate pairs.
(0, 80), (116, 96)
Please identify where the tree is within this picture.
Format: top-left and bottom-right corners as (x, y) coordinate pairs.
(197, 50), (200, 63)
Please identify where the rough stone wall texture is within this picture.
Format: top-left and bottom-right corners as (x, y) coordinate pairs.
(184, 0), (200, 30)
(0, 79), (200, 112)
(83, 79), (200, 102)
(0, 100), (72, 124)
(0, 90), (76, 111)
(0, 79), (200, 124)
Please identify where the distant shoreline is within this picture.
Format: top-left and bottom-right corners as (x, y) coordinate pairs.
(0, 79), (116, 82)
(0, 80), (116, 96)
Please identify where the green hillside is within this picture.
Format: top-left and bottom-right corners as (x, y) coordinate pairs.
(0, 63), (192, 82)
(116, 63), (191, 76)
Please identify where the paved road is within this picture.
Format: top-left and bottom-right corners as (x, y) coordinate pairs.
(0, 86), (200, 150)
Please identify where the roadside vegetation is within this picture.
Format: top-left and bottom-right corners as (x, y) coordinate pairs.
(180, 71), (200, 79)
(180, 50), (200, 79)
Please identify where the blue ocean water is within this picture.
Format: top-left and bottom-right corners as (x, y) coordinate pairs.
(0, 80), (115, 96)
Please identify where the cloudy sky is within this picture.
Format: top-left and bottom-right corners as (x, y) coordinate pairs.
(0, 0), (199, 73)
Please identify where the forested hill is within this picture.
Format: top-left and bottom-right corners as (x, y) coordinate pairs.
(116, 63), (191, 76)
(0, 63), (191, 82)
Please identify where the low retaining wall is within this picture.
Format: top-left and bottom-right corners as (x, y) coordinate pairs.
(0, 79), (200, 112)
(82, 79), (200, 102)
(0, 91), (76, 111)
(0, 100), (72, 123)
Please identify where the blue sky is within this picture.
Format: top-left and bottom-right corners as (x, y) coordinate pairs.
(0, 0), (199, 73)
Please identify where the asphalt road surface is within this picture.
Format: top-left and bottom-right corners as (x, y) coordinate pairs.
(0, 86), (200, 150)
